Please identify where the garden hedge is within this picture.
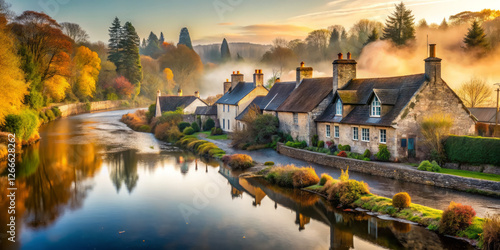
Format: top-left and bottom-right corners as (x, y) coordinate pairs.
(444, 135), (500, 166)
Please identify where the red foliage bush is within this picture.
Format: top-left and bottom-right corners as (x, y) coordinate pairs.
(439, 201), (476, 235)
(392, 192), (411, 209)
(337, 151), (347, 157)
(113, 76), (135, 98)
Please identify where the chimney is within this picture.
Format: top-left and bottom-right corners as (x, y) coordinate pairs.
(194, 91), (200, 98)
(155, 90), (162, 117)
(223, 78), (231, 94)
(253, 69), (264, 87)
(231, 71), (244, 89)
(296, 61), (313, 88)
(275, 78), (281, 83)
(424, 44), (442, 83)
(177, 88), (183, 96)
(333, 52), (356, 93)
(157, 89), (161, 97)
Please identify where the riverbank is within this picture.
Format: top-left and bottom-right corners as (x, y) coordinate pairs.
(49, 100), (128, 117)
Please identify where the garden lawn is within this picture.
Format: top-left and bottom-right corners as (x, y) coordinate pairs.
(439, 168), (500, 182)
(195, 131), (228, 140)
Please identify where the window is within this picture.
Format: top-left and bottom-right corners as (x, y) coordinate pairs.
(227, 105), (230, 113)
(223, 105), (225, 112)
(222, 119), (225, 129)
(352, 127), (358, 140)
(380, 129), (387, 143)
(228, 120), (230, 130)
(293, 113), (298, 124)
(362, 128), (370, 142)
(334, 126), (339, 138)
(335, 99), (342, 116)
(371, 96), (381, 117)
(326, 125), (331, 138)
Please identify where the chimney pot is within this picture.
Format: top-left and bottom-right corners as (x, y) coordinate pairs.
(347, 52), (351, 59)
(338, 53), (343, 60)
(300, 62), (305, 67)
(275, 78), (281, 83)
(232, 71), (235, 74)
(429, 44), (436, 57)
(194, 91), (200, 98)
(237, 71), (240, 74)
(255, 69), (258, 73)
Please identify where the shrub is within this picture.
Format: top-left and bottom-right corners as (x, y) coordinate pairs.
(208, 148), (225, 157)
(328, 180), (370, 205)
(481, 214), (500, 250)
(417, 160), (441, 172)
(45, 109), (55, 121)
(203, 118), (215, 131)
(226, 154), (253, 169)
(183, 127), (195, 135)
(146, 104), (156, 122)
(375, 144), (391, 161)
(211, 127), (223, 135)
(292, 167), (320, 188)
(191, 122), (200, 132)
(363, 158), (370, 161)
(39, 111), (48, 123)
(392, 192), (411, 209)
(51, 107), (62, 117)
(338, 144), (351, 151)
(265, 165), (319, 188)
(445, 135), (500, 166)
(439, 201), (476, 235)
(318, 140), (325, 148)
(339, 168), (349, 182)
(319, 173), (334, 185)
(178, 122), (191, 132)
(326, 141), (335, 149)
(155, 123), (182, 142)
(3, 110), (40, 141)
(337, 151), (347, 157)
(121, 110), (149, 131)
(138, 125), (150, 132)
(363, 149), (371, 159)
(264, 161), (275, 166)
(198, 143), (218, 155)
(107, 92), (119, 100)
(312, 135), (319, 147)
(284, 134), (293, 143)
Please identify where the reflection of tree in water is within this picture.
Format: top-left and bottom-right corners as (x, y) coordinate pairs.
(107, 150), (139, 193)
(21, 142), (102, 228)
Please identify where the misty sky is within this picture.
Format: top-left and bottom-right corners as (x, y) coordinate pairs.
(8, 0), (500, 45)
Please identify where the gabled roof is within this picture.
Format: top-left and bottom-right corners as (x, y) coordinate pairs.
(316, 74), (426, 126)
(337, 90), (360, 104)
(235, 96), (266, 121)
(469, 107), (497, 123)
(260, 81), (296, 111)
(158, 96), (205, 113)
(215, 82), (257, 105)
(277, 77), (333, 113)
(195, 105), (217, 116)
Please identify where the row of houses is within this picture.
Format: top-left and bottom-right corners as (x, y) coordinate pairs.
(156, 44), (478, 161)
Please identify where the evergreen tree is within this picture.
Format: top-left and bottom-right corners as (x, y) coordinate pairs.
(463, 19), (488, 50)
(365, 28), (379, 45)
(382, 2), (416, 45)
(144, 31), (161, 57)
(340, 30), (347, 41)
(108, 17), (122, 68)
(178, 27), (193, 49)
(159, 32), (165, 43)
(118, 22), (143, 89)
(236, 53), (244, 62)
(439, 18), (448, 30)
(329, 29), (340, 47)
(418, 19), (429, 29)
(221, 38), (231, 61)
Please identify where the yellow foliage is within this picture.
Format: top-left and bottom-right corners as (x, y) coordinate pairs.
(73, 46), (101, 98)
(44, 75), (70, 102)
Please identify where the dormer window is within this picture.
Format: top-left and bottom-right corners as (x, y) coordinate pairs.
(371, 96), (381, 117)
(335, 99), (342, 116)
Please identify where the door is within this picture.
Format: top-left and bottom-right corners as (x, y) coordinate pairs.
(408, 138), (416, 158)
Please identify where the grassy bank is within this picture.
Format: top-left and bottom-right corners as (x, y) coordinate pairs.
(194, 131), (228, 140)
(439, 168), (500, 182)
(176, 135), (226, 159)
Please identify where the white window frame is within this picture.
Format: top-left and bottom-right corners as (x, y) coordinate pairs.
(334, 126), (339, 138)
(335, 99), (342, 116)
(362, 128), (370, 142)
(352, 127), (358, 141)
(326, 125), (331, 138)
(371, 96), (381, 117)
(293, 113), (298, 124)
(380, 129), (387, 144)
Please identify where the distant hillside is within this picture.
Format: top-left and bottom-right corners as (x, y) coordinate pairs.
(194, 42), (271, 63)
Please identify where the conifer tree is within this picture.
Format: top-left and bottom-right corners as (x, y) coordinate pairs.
(159, 32), (165, 43)
(108, 17), (122, 67)
(144, 31), (161, 58)
(118, 22), (143, 90)
(463, 19), (488, 50)
(221, 38), (231, 61)
(365, 28), (379, 45)
(382, 2), (416, 45)
(439, 18), (448, 30)
(178, 27), (193, 49)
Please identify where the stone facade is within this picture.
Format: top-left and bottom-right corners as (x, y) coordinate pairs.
(277, 143), (500, 195)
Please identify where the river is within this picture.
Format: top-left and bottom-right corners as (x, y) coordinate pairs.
(0, 109), (496, 249)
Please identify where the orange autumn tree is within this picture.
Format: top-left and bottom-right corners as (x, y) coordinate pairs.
(113, 76), (135, 99)
(163, 68), (176, 91)
(72, 46), (101, 99)
(0, 12), (28, 124)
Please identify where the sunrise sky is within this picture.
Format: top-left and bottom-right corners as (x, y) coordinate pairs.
(9, 0), (500, 45)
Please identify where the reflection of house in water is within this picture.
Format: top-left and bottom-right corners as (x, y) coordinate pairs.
(107, 150), (139, 193)
(219, 166), (266, 204)
(296, 213), (311, 231)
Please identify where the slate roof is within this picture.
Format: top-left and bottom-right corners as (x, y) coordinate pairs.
(235, 96), (266, 121)
(195, 105), (218, 116)
(258, 81), (296, 111)
(158, 96), (205, 113)
(316, 74), (427, 127)
(215, 82), (257, 105)
(277, 77), (333, 113)
(469, 107), (497, 123)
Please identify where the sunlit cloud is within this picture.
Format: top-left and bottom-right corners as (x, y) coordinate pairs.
(217, 22), (234, 26)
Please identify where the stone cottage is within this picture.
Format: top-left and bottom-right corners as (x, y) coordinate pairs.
(260, 80), (296, 116)
(215, 70), (269, 132)
(155, 89), (207, 117)
(315, 45), (475, 161)
(275, 62), (334, 144)
(235, 95), (266, 130)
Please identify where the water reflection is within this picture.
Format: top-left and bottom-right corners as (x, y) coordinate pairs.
(107, 150), (139, 193)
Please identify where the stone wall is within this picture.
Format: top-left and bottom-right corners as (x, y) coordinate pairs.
(57, 100), (125, 117)
(277, 143), (500, 195)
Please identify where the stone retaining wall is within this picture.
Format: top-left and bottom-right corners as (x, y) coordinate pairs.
(277, 143), (500, 195)
(56, 100), (125, 117)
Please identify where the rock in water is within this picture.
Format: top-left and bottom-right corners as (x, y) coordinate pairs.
(178, 27), (193, 49)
